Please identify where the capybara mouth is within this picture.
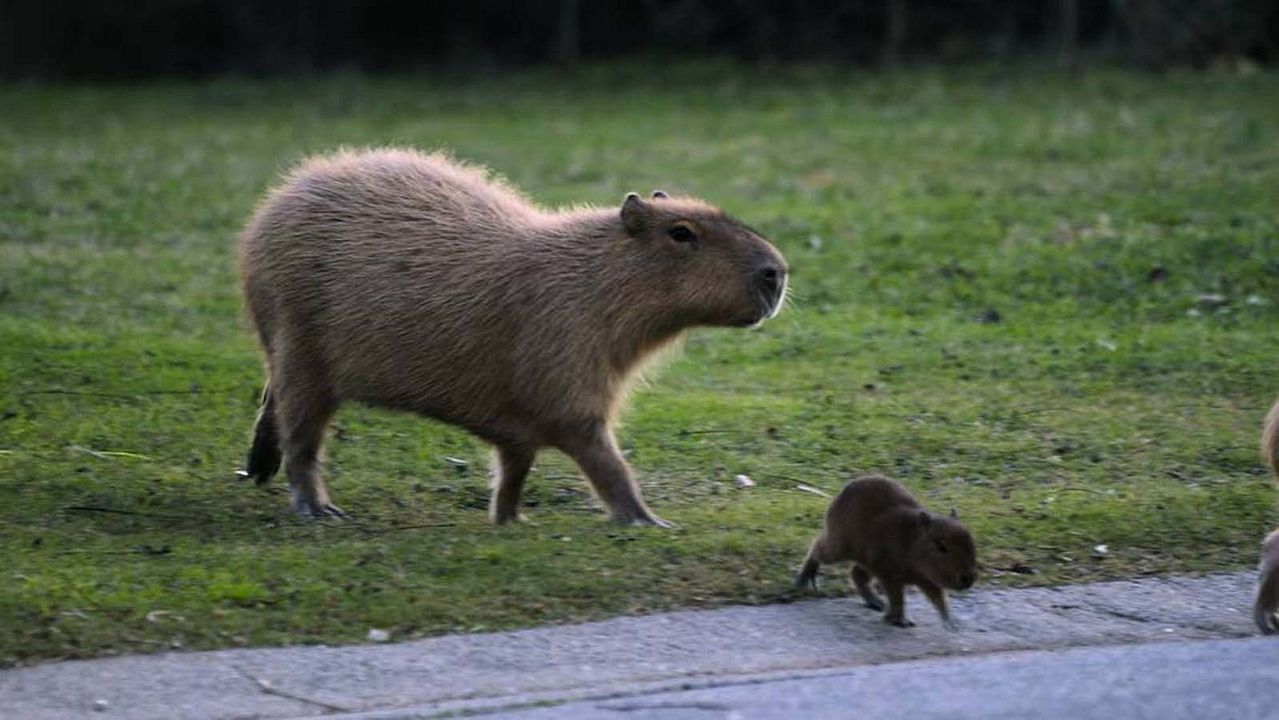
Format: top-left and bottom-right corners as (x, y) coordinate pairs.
(745, 278), (786, 327)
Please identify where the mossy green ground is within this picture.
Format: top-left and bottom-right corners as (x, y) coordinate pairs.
(2, 65), (1277, 666)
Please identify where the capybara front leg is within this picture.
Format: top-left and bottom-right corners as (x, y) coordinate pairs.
(881, 579), (914, 628)
(489, 444), (535, 525)
(918, 580), (956, 630)
(561, 426), (669, 527)
(852, 565), (885, 611)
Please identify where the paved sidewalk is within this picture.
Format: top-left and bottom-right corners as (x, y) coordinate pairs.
(496, 636), (1279, 720)
(0, 571), (1261, 719)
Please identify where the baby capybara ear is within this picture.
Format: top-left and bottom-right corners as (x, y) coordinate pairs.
(918, 510), (932, 529)
(620, 192), (649, 235)
(651, 190), (669, 199)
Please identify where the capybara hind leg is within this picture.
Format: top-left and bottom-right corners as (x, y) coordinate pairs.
(918, 580), (956, 630)
(852, 565), (885, 611)
(490, 444), (535, 525)
(881, 580), (913, 628)
(560, 425), (669, 527)
(276, 387), (341, 519)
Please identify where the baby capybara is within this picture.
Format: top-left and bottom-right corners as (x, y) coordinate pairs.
(237, 149), (787, 525)
(796, 475), (977, 629)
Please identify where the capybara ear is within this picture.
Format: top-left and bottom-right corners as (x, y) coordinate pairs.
(651, 190), (669, 199)
(949, 507), (959, 519)
(918, 510), (932, 529)
(621, 192), (649, 235)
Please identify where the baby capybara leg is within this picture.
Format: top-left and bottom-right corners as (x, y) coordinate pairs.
(560, 425), (668, 527)
(1255, 529), (1279, 635)
(918, 580), (956, 630)
(242, 385), (282, 485)
(851, 565), (885, 611)
(489, 444), (535, 525)
(881, 579), (913, 627)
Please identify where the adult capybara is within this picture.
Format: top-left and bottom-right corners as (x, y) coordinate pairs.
(237, 149), (787, 525)
(796, 475), (977, 629)
(1256, 398), (1279, 634)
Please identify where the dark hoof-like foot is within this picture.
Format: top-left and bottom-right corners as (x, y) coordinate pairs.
(794, 576), (818, 591)
(863, 597), (886, 612)
(615, 514), (674, 528)
(1256, 608), (1278, 635)
(490, 507), (523, 525)
(294, 501), (349, 520)
(885, 616), (915, 628)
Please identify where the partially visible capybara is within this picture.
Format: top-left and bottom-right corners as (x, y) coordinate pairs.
(1256, 398), (1279, 634)
(796, 475), (977, 629)
(237, 149), (787, 525)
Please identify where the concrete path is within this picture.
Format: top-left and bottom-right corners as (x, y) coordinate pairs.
(499, 636), (1279, 720)
(0, 571), (1264, 719)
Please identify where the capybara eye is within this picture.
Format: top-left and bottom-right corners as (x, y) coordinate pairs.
(934, 540), (948, 553)
(668, 225), (696, 243)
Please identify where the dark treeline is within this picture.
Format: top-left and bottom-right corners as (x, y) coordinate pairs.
(3, 0), (1277, 80)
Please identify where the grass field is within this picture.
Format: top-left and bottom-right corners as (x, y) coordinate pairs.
(2, 64), (1277, 666)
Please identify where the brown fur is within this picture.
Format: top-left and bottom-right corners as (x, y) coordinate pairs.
(237, 149), (787, 524)
(1255, 398), (1279, 634)
(1256, 529), (1279, 634)
(796, 475), (977, 629)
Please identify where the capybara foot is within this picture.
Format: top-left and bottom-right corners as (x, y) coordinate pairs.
(884, 614), (915, 628)
(863, 595), (886, 612)
(292, 497), (349, 520)
(492, 510), (528, 525)
(1255, 605), (1278, 635)
(614, 512), (673, 528)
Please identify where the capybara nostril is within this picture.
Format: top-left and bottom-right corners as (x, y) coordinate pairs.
(756, 265), (782, 293)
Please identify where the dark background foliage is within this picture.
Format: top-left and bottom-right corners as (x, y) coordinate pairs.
(3, 0), (1277, 80)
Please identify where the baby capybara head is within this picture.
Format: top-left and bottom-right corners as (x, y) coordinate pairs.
(911, 509), (978, 591)
(619, 191), (787, 328)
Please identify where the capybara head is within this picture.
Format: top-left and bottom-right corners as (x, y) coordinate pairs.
(911, 509), (978, 591)
(619, 191), (787, 328)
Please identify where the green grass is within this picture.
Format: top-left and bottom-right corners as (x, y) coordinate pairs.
(2, 63), (1278, 666)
